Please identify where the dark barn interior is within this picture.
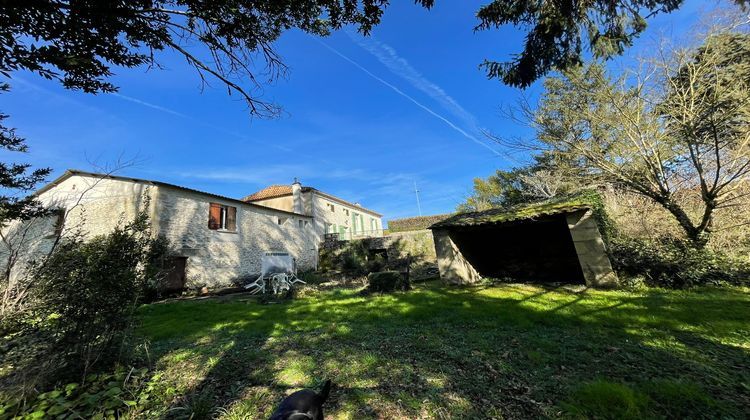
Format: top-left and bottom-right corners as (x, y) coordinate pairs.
(447, 215), (586, 284)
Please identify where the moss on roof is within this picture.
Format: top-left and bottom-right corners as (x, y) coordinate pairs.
(388, 213), (454, 233)
(430, 191), (602, 229)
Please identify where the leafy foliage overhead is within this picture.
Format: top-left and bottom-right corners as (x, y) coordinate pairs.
(493, 24), (750, 247)
(473, 0), (748, 87)
(0, 0), (405, 117)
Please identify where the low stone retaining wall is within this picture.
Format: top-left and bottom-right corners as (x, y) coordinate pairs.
(318, 230), (438, 279)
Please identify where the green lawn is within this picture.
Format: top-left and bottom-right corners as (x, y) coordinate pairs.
(136, 282), (750, 419)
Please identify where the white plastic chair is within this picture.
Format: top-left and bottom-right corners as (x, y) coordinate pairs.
(245, 253), (306, 294)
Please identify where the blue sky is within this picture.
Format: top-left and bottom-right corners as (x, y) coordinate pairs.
(3, 1), (709, 223)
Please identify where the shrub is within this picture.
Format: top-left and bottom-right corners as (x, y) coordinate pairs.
(610, 236), (750, 288)
(297, 270), (325, 285)
(320, 240), (382, 277)
(30, 208), (170, 382)
(0, 368), (154, 419)
(367, 271), (410, 293)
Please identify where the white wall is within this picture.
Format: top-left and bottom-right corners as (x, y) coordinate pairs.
(0, 175), (157, 284)
(155, 186), (317, 287)
(311, 192), (383, 241)
(0, 174), (317, 289)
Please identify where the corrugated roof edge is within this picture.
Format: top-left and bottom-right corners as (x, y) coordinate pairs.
(35, 169), (313, 218)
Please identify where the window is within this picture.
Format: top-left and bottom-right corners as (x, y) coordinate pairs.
(327, 203), (335, 212)
(298, 220), (304, 228)
(370, 218), (376, 232)
(278, 217), (288, 225)
(344, 209), (349, 216)
(208, 203), (237, 231)
(49, 208), (65, 237)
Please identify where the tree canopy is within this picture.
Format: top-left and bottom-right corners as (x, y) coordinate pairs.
(1, 1), (403, 117)
(473, 0), (748, 87)
(457, 153), (583, 212)
(0, 1), (407, 222)
(489, 22), (750, 247)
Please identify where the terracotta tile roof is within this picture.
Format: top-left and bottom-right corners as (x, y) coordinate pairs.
(242, 185), (292, 201)
(243, 184), (382, 217)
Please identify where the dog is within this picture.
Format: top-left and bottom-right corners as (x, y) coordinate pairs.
(269, 380), (331, 420)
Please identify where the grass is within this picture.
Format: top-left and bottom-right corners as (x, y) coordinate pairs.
(133, 282), (750, 419)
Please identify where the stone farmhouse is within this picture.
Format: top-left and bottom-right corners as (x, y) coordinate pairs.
(5, 170), (383, 290)
(243, 180), (384, 242)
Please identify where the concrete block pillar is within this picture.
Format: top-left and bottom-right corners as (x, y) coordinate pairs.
(566, 209), (619, 288)
(432, 229), (482, 285)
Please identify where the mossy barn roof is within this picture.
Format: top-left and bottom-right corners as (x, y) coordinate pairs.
(430, 193), (599, 229)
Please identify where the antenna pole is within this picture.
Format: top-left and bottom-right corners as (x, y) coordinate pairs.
(414, 180), (422, 217)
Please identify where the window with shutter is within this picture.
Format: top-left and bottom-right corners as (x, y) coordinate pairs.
(226, 206), (237, 231)
(208, 203), (222, 229)
(208, 203), (237, 232)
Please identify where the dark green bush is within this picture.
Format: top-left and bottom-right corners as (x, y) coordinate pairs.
(297, 270), (325, 285)
(0, 368), (154, 419)
(30, 209), (170, 382)
(341, 249), (367, 275)
(367, 271), (410, 293)
(610, 237), (750, 288)
(320, 240), (385, 277)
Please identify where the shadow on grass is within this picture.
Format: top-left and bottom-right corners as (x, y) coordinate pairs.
(135, 283), (750, 419)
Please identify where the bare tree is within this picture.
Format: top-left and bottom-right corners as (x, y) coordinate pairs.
(0, 159), (138, 316)
(490, 14), (750, 247)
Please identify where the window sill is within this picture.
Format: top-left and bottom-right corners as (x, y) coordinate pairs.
(212, 229), (238, 234)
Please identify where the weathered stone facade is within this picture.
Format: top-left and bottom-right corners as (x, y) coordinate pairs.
(154, 185), (316, 287)
(247, 186), (383, 243)
(383, 230), (436, 261)
(2, 171), (318, 289)
(565, 209), (619, 288)
(431, 229), (482, 285)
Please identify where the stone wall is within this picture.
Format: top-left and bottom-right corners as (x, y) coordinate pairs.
(1, 174), (319, 289)
(383, 230), (436, 262)
(1, 175), (157, 284)
(566, 209), (619, 288)
(318, 230), (438, 279)
(432, 229), (482, 285)
(154, 185), (316, 288)
(388, 214), (452, 233)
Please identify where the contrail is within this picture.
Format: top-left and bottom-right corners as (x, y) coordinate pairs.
(110, 93), (293, 152)
(315, 39), (502, 156)
(111, 93), (189, 118)
(347, 33), (479, 130)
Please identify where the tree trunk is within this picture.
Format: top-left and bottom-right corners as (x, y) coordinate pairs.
(660, 199), (709, 248)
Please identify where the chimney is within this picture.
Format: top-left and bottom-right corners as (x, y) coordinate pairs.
(292, 178), (303, 214)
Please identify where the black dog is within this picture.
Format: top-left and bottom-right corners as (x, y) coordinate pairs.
(269, 380), (331, 420)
